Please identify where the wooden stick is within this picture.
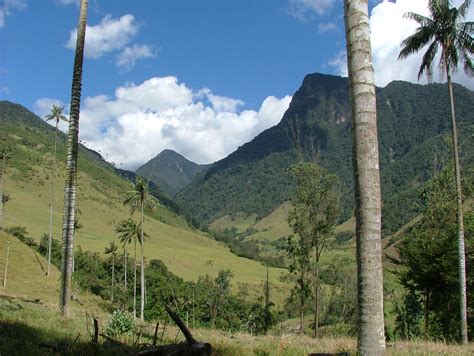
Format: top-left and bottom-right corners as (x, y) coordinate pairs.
(93, 318), (99, 343)
(152, 322), (159, 346)
(165, 305), (196, 344)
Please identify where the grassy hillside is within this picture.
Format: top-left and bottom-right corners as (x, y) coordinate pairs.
(0, 101), (288, 302)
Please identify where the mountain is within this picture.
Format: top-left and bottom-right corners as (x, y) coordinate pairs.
(136, 149), (211, 195)
(0, 100), (286, 296)
(176, 73), (474, 235)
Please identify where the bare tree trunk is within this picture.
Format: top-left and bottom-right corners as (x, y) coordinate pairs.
(344, 1), (385, 354)
(0, 155), (5, 230)
(111, 255), (115, 302)
(313, 261), (320, 338)
(3, 241), (10, 287)
(59, 0), (88, 316)
(134, 239), (137, 318)
(140, 202), (145, 321)
(447, 72), (468, 344)
(124, 249), (127, 290)
(47, 125), (59, 277)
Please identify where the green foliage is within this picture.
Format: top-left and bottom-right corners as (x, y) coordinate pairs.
(6, 226), (35, 247)
(177, 75), (474, 236)
(106, 310), (135, 337)
(39, 234), (61, 268)
(395, 167), (474, 340)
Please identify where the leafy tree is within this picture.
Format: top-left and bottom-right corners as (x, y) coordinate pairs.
(116, 218), (146, 317)
(396, 167), (474, 341)
(344, 0), (386, 353)
(45, 105), (68, 277)
(398, 0), (473, 343)
(105, 241), (119, 302)
(287, 162), (340, 337)
(59, 0), (88, 316)
(286, 233), (311, 335)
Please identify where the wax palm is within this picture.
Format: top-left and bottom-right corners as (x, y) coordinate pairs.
(116, 218), (147, 317)
(123, 176), (157, 321)
(104, 241), (119, 302)
(0, 150), (10, 231)
(398, 0), (473, 344)
(59, 0), (88, 316)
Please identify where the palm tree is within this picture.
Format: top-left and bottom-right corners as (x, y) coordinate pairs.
(116, 218), (146, 317)
(1, 192), (10, 228)
(398, 0), (472, 343)
(45, 105), (68, 277)
(59, 0), (88, 316)
(104, 241), (118, 302)
(0, 150), (10, 231)
(123, 176), (157, 321)
(343, 1), (386, 354)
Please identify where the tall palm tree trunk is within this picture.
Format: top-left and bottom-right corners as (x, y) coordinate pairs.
(344, 1), (385, 354)
(313, 258), (320, 338)
(47, 124), (59, 277)
(59, 0), (88, 316)
(3, 241), (10, 287)
(140, 202), (145, 321)
(133, 239), (137, 318)
(124, 249), (127, 290)
(111, 255), (115, 302)
(0, 155), (5, 230)
(447, 70), (468, 344)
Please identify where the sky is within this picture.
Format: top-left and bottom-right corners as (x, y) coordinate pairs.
(0, 0), (473, 170)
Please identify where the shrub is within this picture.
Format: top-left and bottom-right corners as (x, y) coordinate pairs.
(106, 310), (135, 337)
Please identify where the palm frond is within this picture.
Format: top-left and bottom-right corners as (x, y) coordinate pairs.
(419, 41), (439, 81)
(399, 25), (436, 59)
(404, 12), (433, 27)
(458, 0), (472, 18)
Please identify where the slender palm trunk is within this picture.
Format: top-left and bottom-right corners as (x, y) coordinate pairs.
(48, 124), (59, 277)
(59, 0), (88, 316)
(424, 288), (430, 339)
(133, 239), (137, 318)
(111, 255), (115, 302)
(344, 1), (385, 354)
(3, 241), (10, 287)
(124, 249), (127, 290)
(0, 155), (5, 230)
(446, 71), (468, 344)
(140, 202), (145, 321)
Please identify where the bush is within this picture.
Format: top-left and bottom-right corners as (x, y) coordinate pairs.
(6, 226), (36, 247)
(106, 310), (135, 337)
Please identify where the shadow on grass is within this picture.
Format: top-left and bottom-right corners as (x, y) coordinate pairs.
(0, 319), (132, 355)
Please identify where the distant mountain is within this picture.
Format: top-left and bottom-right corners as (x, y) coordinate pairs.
(136, 149), (211, 195)
(176, 73), (474, 235)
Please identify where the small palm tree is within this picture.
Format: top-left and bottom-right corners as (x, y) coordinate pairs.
(116, 218), (147, 317)
(1, 192), (10, 229)
(104, 241), (118, 302)
(123, 176), (157, 321)
(398, 0), (473, 344)
(45, 105), (68, 277)
(0, 150), (11, 231)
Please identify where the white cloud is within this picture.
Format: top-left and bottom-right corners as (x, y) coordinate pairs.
(318, 21), (337, 32)
(0, 0), (26, 28)
(47, 76), (291, 169)
(57, 0), (79, 5)
(328, 0), (474, 90)
(288, 0), (337, 21)
(116, 44), (156, 71)
(0, 85), (9, 94)
(67, 14), (139, 59)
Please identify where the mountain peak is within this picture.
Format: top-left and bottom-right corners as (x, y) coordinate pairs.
(136, 150), (211, 195)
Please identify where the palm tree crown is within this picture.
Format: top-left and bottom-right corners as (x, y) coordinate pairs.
(398, 0), (473, 80)
(123, 176), (157, 214)
(115, 218), (145, 247)
(45, 105), (69, 127)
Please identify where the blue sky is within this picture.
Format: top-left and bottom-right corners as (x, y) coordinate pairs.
(0, 0), (473, 169)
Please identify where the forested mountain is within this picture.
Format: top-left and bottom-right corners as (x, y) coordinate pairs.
(176, 73), (474, 235)
(136, 149), (211, 195)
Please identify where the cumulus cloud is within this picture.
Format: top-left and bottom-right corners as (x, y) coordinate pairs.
(116, 44), (156, 71)
(329, 0), (474, 90)
(318, 21), (337, 32)
(40, 76), (291, 170)
(67, 14), (139, 58)
(288, 0), (337, 21)
(0, 0), (26, 28)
